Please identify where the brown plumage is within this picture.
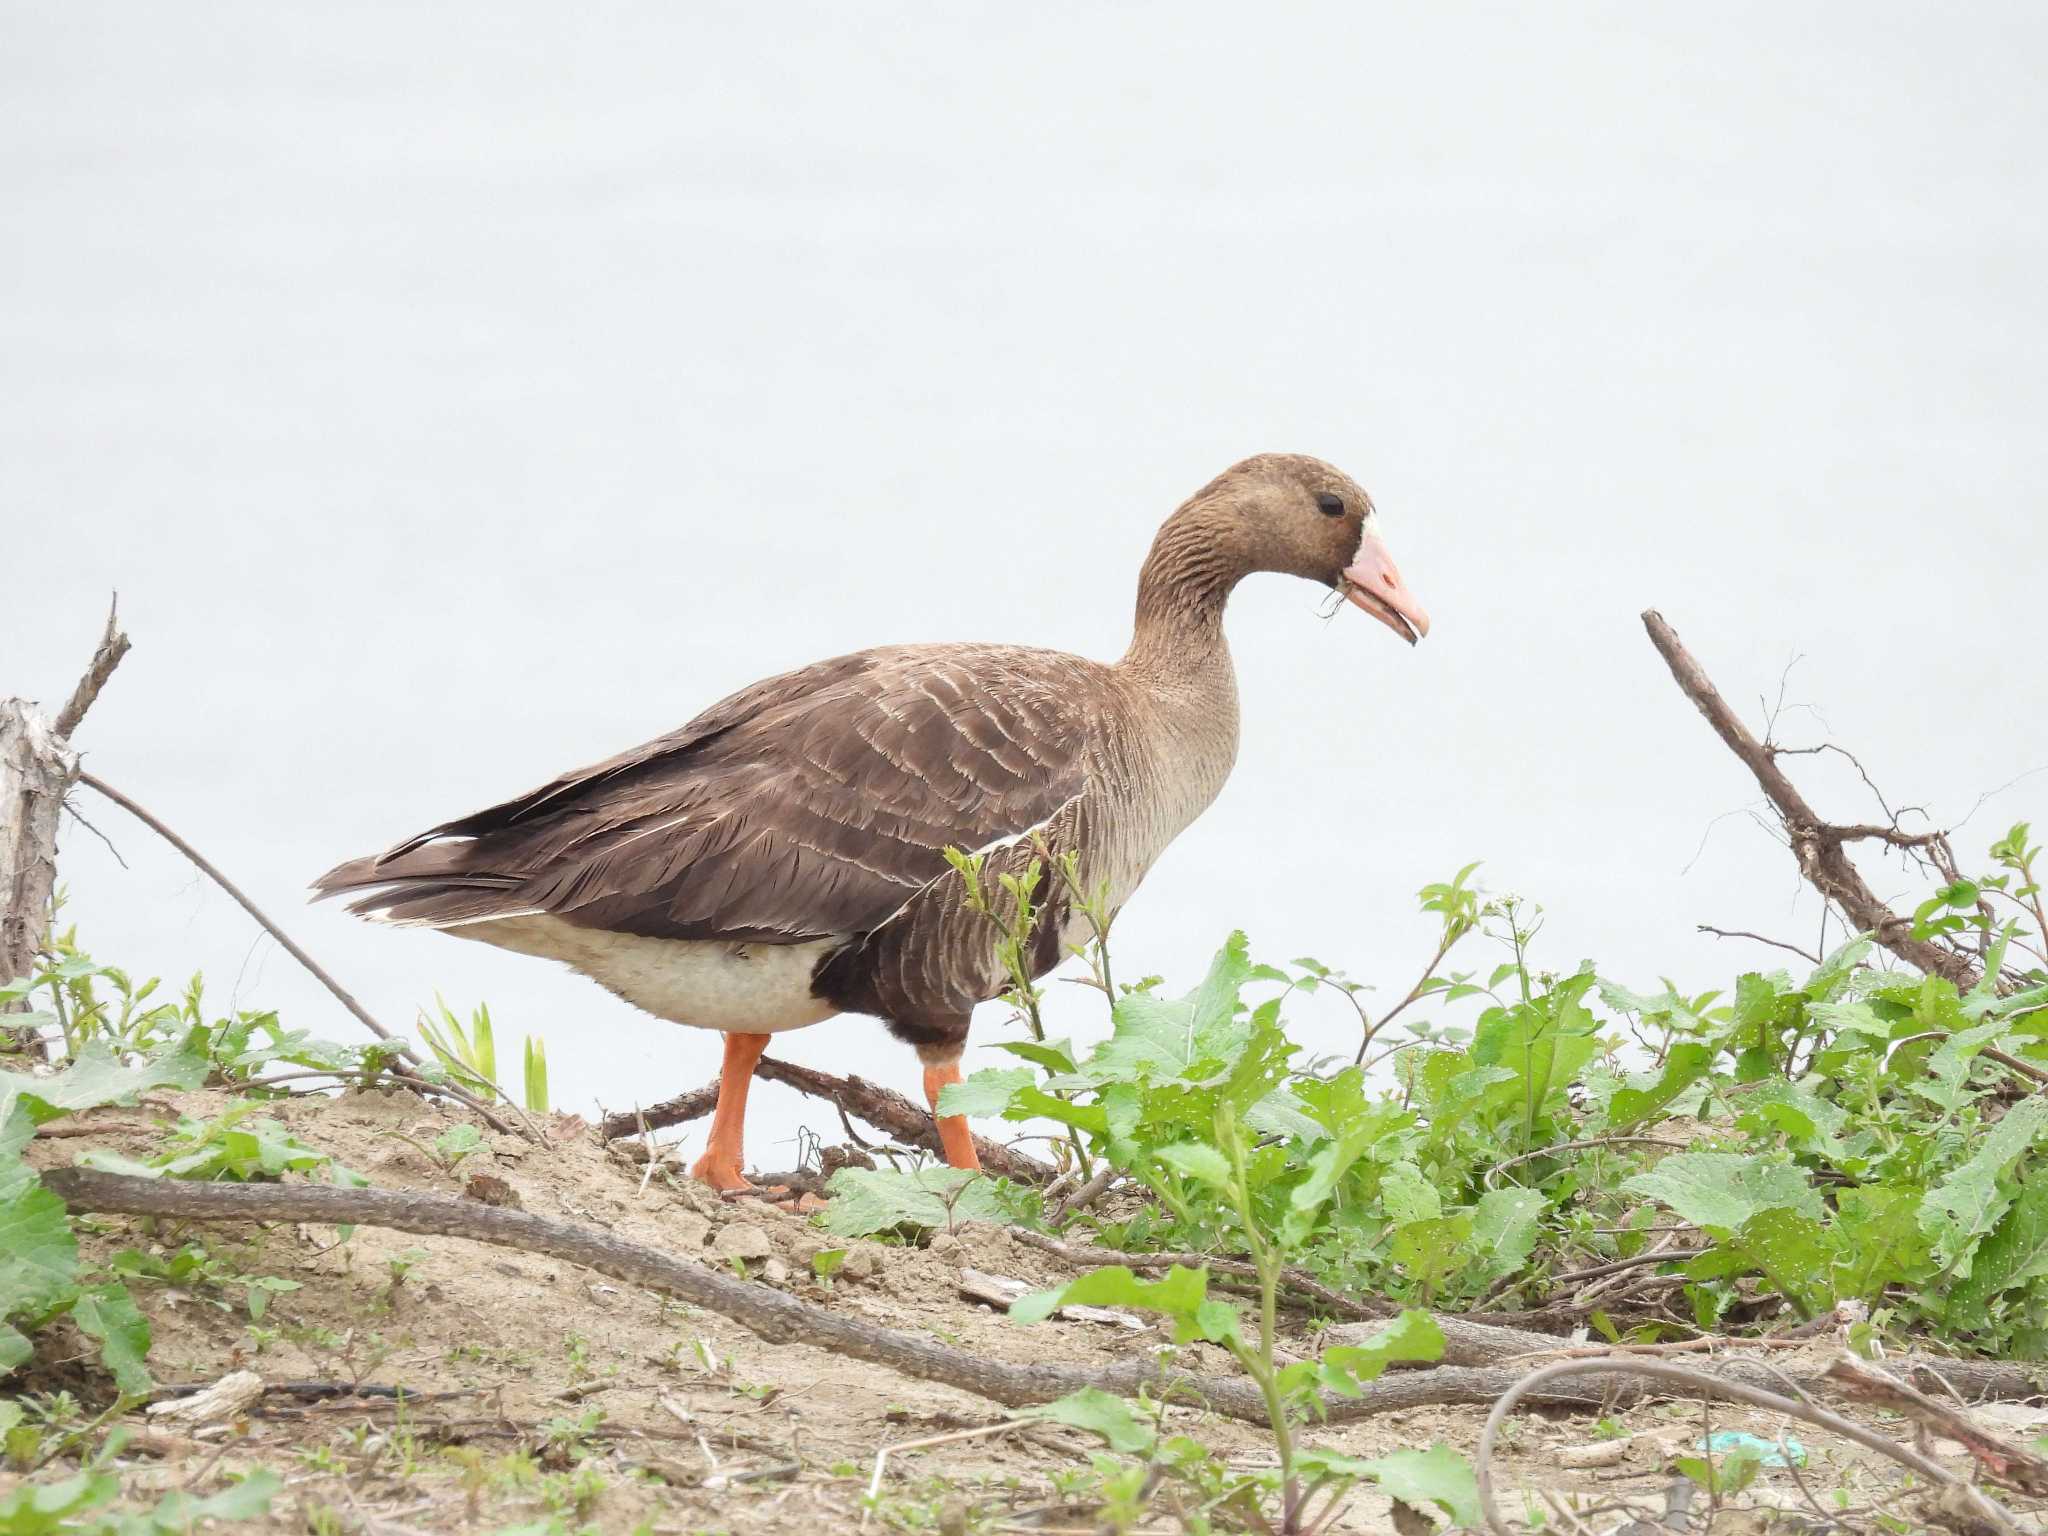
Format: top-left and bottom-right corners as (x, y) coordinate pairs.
(313, 452), (1430, 1190)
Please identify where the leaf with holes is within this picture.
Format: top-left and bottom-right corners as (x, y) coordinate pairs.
(1919, 1099), (2048, 1272)
(819, 1167), (1013, 1237)
(1622, 1153), (1822, 1231)
(71, 1283), (151, 1396)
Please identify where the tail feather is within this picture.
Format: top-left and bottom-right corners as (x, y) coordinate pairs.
(312, 838), (529, 929)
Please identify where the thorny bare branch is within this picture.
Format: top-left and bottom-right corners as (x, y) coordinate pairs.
(1643, 611), (2012, 992)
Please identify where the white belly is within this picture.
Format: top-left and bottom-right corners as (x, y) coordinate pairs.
(460, 915), (842, 1034)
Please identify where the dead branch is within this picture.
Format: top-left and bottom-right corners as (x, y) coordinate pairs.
(52, 597), (131, 741)
(1642, 611), (1980, 989)
(1824, 1354), (2048, 1496)
(1474, 1356), (2031, 1536)
(605, 1082), (720, 1141)
(598, 1057), (1057, 1185)
(3, 604), (130, 1051)
(1696, 924), (1823, 965)
(33, 1169), (2048, 1430)
(74, 772), (520, 1139)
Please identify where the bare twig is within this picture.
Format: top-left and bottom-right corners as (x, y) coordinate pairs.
(1474, 1356), (2028, 1536)
(74, 772), (521, 1138)
(864, 1422), (1018, 1528)
(1048, 1163), (1119, 1223)
(1696, 924), (1823, 965)
(1824, 1354), (2048, 1496)
(52, 596), (132, 741)
(1642, 611), (1979, 989)
(1351, 924), (1464, 1065)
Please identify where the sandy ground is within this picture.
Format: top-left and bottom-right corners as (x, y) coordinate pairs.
(8, 1085), (2024, 1533)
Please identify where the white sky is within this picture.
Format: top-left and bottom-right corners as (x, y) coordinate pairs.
(6, 3), (2044, 1170)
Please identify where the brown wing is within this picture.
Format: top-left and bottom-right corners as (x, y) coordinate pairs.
(313, 644), (1099, 945)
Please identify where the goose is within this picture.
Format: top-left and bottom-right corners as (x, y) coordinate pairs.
(313, 453), (1429, 1191)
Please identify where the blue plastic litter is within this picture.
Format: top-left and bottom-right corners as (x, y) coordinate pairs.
(1698, 1430), (1807, 1467)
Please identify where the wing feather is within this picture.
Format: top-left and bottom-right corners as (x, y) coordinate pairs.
(314, 644), (1100, 944)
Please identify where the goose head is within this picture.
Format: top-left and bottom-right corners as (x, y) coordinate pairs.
(1198, 453), (1432, 644)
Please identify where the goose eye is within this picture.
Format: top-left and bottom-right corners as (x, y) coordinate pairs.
(1315, 493), (1346, 517)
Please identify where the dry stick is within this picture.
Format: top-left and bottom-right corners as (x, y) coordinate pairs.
(1641, 610), (1980, 989)
(52, 596), (132, 741)
(3, 600), (129, 1056)
(73, 772), (521, 1141)
(1048, 1162), (1120, 1224)
(1696, 924), (1823, 965)
(598, 1058), (1056, 1185)
(41, 1169), (2048, 1432)
(1473, 1356), (2028, 1536)
(1824, 1354), (2048, 1497)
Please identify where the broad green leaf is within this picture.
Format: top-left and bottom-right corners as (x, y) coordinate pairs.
(0, 1029), (207, 1127)
(71, 1283), (151, 1396)
(1015, 1387), (1155, 1453)
(1011, 1264), (1207, 1329)
(1152, 1142), (1232, 1189)
(1736, 1080), (1848, 1153)
(1087, 933), (1251, 1084)
(0, 1322), (29, 1376)
(157, 1469), (282, 1525)
(1380, 1162), (1441, 1224)
(0, 1469), (119, 1531)
(935, 1066), (1034, 1118)
(1733, 972), (1790, 1030)
(1804, 937), (1872, 1001)
(1007, 1085), (1108, 1137)
(1919, 1098), (2048, 1272)
(1598, 978), (1699, 1024)
(1283, 1119), (1390, 1247)
(1828, 1185), (1931, 1301)
(1915, 1020), (2013, 1110)
(1243, 1085), (1325, 1143)
(1622, 1153), (1822, 1230)
(1729, 1208), (1830, 1315)
(820, 1167), (1010, 1237)
(1320, 1309), (1444, 1389)
(1390, 1214), (1472, 1291)
(1360, 1444), (1482, 1529)
(1608, 1042), (1717, 1129)
(1945, 1178), (2048, 1330)
(0, 1131), (78, 1352)
(434, 1123), (484, 1162)
(1189, 1298), (1243, 1345)
(990, 1038), (1079, 1074)
(1468, 1188), (1546, 1281)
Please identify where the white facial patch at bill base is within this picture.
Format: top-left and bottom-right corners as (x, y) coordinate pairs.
(1348, 509), (1384, 567)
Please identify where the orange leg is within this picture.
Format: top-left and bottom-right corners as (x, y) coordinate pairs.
(921, 1059), (982, 1172)
(691, 1032), (771, 1190)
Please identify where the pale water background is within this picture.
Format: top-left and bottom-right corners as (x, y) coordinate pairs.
(4, 4), (2045, 1166)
